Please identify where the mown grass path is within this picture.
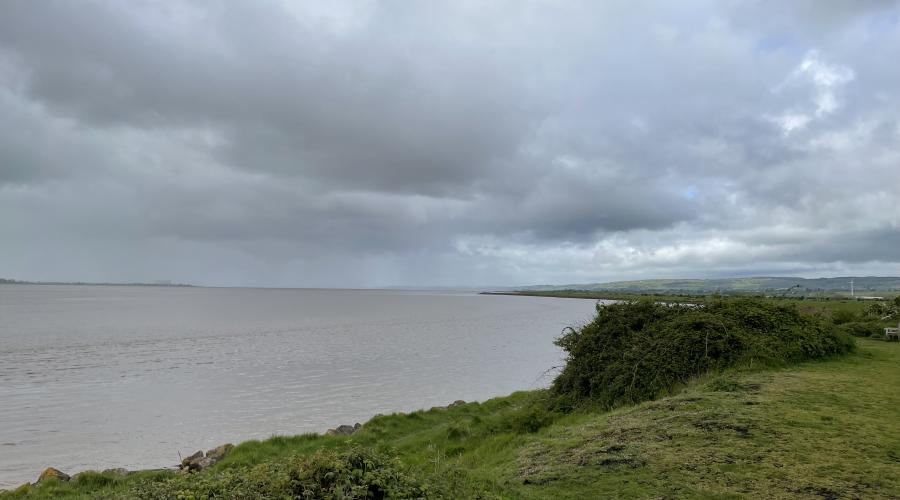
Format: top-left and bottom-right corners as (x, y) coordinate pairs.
(511, 339), (900, 499)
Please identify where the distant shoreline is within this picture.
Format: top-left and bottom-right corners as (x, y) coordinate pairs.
(481, 289), (899, 302)
(0, 279), (194, 287)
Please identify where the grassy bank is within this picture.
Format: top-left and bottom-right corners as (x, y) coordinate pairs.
(5, 300), (899, 499)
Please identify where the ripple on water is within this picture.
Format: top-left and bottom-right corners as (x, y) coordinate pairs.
(0, 286), (596, 488)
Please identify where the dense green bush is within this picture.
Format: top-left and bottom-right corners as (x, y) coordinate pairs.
(551, 298), (855, 409)
(106, 448), (427, 499)
(831, 309), (859, 325)
(838, 321), (886, 338)
(501, 404), (558, 434)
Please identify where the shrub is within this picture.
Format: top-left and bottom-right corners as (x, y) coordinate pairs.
(110, 448), (427, 499)
(446, 422), (470, 440)
(479, 401), (559, 435)
(71, 471), (119, 488)
(838, 321), (886, 338)
(506, 406), (557, 433)
(706, 375), (743, 392)
(551, 298), (854, 409)
(832, 309), (858, 325)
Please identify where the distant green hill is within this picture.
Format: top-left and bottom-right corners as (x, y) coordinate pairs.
(0, 278), (192, 287)
(521, 276), (900, 295)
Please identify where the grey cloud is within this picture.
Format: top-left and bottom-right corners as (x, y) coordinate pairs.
(0, 1), (535, 195)
(1, 1), (899, 286)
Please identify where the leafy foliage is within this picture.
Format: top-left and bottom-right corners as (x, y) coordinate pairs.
(106, 448), (426, 499)
(551, 298), (855, 409)
(838, 321), (887, 338)
(831, 309), (858, 325)
(864, 301), (899, 320)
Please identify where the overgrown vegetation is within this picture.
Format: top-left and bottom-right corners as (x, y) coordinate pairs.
(818, 298), (900, 338)
(9, 448), (437, 499)
(551, 298), (855, 410)
(112, 448), (425, 500)
(837, 321), (887, 338)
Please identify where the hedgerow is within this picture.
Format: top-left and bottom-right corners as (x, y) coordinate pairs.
(838, 321), (886, 338)
(551, 298), (855, 409)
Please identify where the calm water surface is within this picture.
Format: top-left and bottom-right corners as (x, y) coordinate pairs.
(0, 285), (596, 488)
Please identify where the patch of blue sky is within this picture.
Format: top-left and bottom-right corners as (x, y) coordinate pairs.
(755, 34), (794, 54)
(863, 7), (899, 34)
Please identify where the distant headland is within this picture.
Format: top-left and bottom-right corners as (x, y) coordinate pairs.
(512, 276), (900, 295)
(0, 278), (194, 287)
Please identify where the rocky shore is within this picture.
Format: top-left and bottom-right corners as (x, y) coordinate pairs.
(16, 401), (467, 491)
(25, 428), (353, 487)
(27, 439), (269, 488)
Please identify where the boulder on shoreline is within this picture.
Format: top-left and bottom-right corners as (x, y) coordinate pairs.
(206, 443), (234, 461)
(101, 468), (131, 477)
(181, 450), (203, 468)
(36, 467), (69, 483)
(179, 443), (234, 473)
(326, 423), (361, 436)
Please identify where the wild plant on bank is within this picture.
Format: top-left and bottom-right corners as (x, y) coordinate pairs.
(551, 298), (855, 410)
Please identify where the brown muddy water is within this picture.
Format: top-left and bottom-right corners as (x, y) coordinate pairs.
(0, 285), (597, 488)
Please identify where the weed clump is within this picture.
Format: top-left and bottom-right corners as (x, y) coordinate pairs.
(706, 375), (743, 392)
(114, 448), (426, 499)
(551, 298), (854, 410)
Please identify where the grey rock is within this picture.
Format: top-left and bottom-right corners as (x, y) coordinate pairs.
(180, 443), (234, 472)
(205, 443), (234, 462)
(37, 467), (69, 483)
(195, 457), (216, 470)
(181, 450), (203, 467)
(326, 423), (360, 436)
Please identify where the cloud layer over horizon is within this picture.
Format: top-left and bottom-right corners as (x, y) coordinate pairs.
(2, 1), (899, 287)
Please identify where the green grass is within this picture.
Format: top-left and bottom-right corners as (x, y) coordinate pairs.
(493, 291), (900, 330)
(511, 338), (900, 498)
(6, 339), (900, 499)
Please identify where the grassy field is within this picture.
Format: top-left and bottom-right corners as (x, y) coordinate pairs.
(7, 337), (899, 499)
(488, 289), (892, 307)
(490, 291), (899, 324)
(515, 277), (900, 298)
(512, 338), (900, 498)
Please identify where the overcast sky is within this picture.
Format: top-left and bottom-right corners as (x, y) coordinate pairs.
(1, 1), (899, 287)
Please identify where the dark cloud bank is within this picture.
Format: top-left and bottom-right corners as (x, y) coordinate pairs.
(1, 1), (899, 287)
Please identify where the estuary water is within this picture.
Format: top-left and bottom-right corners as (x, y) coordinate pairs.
(0, 285), (596, 488)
